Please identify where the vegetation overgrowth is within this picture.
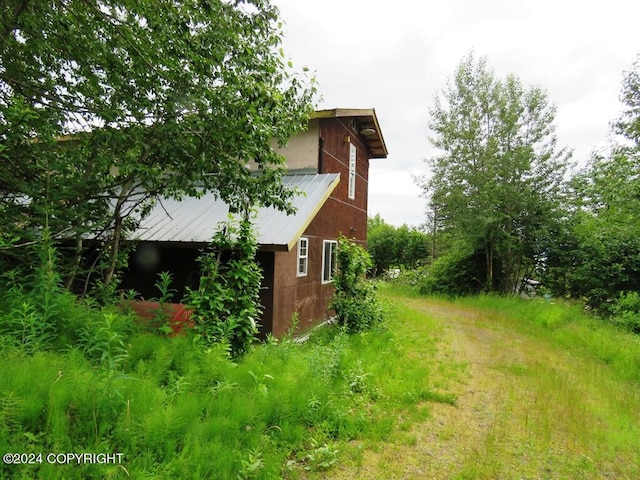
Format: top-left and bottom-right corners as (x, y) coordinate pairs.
(186, 217), (263, 357)
(3, 268), (640, 478)
(0, 270), (451, 479)
(330, 236), (384, 333)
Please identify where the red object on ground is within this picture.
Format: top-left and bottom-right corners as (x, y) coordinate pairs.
(121, 300), (194, 336)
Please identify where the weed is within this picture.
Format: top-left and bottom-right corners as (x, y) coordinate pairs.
(237, 447), (264, 480)
(153, 271), (178, 335)
(303, 437), (339, 471)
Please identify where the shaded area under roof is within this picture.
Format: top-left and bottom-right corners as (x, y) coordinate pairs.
(312, 108), (388, 159)
(132, 173), (340, 251)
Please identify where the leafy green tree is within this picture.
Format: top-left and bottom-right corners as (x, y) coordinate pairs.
(367, 214), (430, 275)
(0, 0), (315, 291)
(543, 55), (640, 311)
(418, 53), (570, 294)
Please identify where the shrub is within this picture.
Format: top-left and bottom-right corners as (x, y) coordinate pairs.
(186, 217), (262, 357)
(419, 246), (483, 296)
(330, 236), (383, 332)
(610, 291), (640, 334)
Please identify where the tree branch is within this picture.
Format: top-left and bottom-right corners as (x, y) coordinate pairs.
(1, 0), (29, 45)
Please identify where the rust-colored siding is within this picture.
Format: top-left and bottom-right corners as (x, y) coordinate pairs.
(269, 117), (374, 336)
(270, 238), (334, 337)
(317, 117), (370, 244)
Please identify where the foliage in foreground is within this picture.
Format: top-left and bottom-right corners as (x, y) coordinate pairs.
(0, 280), (440, 479)
(330, 236), (384, 332)
(1, 0), (315, 291)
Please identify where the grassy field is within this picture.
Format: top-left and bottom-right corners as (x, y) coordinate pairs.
(1, 284), (639, 479)
(309, 285), (640, 479)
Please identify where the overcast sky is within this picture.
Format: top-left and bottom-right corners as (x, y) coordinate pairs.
(272, 0), (639, 227)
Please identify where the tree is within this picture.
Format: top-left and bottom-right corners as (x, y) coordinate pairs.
(418, 53), (571, 293)
(367, 214), (430, 275)
(0, 0), (315, 292)
(544, 55), (640, 309)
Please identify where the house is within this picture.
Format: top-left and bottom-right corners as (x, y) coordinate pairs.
(119, 108), (388, 337)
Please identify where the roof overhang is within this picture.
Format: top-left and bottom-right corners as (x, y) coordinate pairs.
(312, 108), (388, 159)
(131, 173), (340, 252)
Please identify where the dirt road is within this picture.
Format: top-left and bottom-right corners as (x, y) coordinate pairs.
(321, 297), (640, 479)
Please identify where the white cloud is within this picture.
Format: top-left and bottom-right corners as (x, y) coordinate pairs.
(274, 0), (640, 226)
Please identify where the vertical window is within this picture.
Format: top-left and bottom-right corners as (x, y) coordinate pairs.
(348, 143), (356, 200)
(322, 240), (337, 283)
(297, 237), (308, 277)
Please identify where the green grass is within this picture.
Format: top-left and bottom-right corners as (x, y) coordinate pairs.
(3, 284), (639, 479)
(0, 290), (452, 480)
(450, 292), (640, 385)
(367, 284), (640, 480)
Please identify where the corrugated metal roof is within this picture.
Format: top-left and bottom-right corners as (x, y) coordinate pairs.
(132, 173), (340, 251)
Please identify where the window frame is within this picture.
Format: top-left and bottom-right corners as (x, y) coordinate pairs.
(322, 239), (338, 284)
(297, 237), (308, 277)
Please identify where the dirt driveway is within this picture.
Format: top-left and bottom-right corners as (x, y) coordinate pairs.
(318, 297), (640, 480)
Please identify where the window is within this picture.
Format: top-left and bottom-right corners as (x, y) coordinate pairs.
(322, 240), (337, 283)
(348, 143), (356, 200)
(297, 237), (308, 277)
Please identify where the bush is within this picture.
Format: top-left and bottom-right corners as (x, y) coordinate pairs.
(330, 237), (383, 332)
(186, 217), (262, 357)
(610, 291), (640, 334)
(419, 246), (483, 296)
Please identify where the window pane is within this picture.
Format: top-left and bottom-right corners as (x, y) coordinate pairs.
(297, 238), (308, 277)
(323, 240), (337, 283)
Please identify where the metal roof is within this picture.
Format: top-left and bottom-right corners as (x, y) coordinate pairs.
(132, 173), (340, 251)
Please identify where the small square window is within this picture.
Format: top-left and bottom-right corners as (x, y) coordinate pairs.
(297, 238), (308, 277)
(322, 240), (337, 283)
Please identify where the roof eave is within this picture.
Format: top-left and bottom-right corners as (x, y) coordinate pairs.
(311, 108), (388, 159)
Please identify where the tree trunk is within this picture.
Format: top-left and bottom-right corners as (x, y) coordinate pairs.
(103, 178), (133, 288)
(485, 241), (494, 292)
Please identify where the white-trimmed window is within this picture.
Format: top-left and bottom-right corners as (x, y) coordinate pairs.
(348, 143), (356, 200)
(297, 237), (308, 277)
(322, 240), (338, 283)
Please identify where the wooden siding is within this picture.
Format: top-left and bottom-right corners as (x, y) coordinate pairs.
(318, 117), (370, 244)
(269, 116), (374, 335)
(270, 235), (335, 337)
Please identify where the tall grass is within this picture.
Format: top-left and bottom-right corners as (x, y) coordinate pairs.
(0, 285), (451, 479)
(451, 294), (640, 385)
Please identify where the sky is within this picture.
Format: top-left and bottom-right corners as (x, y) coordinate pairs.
(271, 0), (640, 227)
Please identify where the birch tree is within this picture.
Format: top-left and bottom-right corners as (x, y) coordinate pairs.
(419, 53), (571, 293)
